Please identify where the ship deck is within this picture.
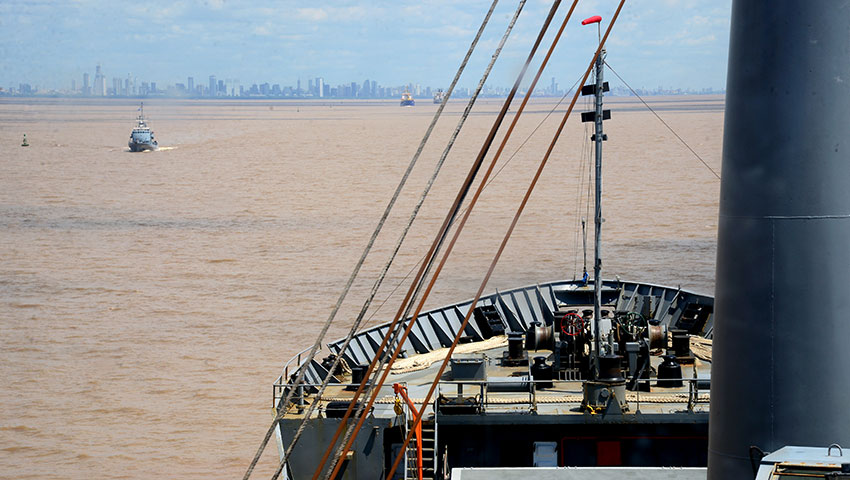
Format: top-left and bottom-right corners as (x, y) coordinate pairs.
(275, 279), (714, 477)
(282, 341), (710, 421)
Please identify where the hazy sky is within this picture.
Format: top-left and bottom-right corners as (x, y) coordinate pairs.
(1, 0), (732, 91)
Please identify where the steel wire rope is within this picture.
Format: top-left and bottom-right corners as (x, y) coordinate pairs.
(583, 102), (593, 275)
(240, 2), (502, 479)
(385, 4), (626, 478)
(572, 94), (593, 279)
(604, 61), (721, 180)
(310, 1), (555, 477)
(323, 0), (584, 477)
(313, 2), (568, 479)
(266, 2), (522, 478)
(309, 0), (542, 473)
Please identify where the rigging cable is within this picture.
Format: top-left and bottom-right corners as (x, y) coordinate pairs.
(573, 93), (593, 280)
(583, 97), (596, 281)
(240, 1), (502, 479)
(385, 3), (626, 478)
(313, 2), (569, 479)
(266, 1), (523, 478)
(604, 61), (721, 180)
(322, 0), (585, 477)
(359, 74), (584, 332)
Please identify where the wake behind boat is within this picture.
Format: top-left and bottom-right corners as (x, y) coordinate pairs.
(128, 103), (158, 152)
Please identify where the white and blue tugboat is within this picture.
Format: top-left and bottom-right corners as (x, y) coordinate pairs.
(128, 103), (158, 152)
(400, 89), (415, 106)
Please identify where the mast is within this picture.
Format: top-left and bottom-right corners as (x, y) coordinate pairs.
(592, 48), (605, 371)
(581, 15), (609, 378)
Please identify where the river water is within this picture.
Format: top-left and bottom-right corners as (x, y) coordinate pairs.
(0, 96), (722, 479)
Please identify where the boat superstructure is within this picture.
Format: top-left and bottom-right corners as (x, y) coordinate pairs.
(433, 90), (444, 104)
(128, 103), (158, 152)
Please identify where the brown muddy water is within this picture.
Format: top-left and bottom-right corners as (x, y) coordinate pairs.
(0, 96), (722, 479)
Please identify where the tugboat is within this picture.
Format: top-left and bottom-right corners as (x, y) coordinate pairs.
(20, 134), (29, 147)
(433, 89), (444, 104)
(400, 89), (415, 107)
(128, 103), (158, 152)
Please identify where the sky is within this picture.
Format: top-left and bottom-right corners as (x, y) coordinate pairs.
(0, 0), (733, 92)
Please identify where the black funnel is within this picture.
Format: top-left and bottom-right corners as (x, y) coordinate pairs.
(709, 2), (850, 478)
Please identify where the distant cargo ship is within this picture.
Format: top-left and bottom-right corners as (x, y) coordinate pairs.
(400, 89), (415, 106)
(128, 103), (158, 152)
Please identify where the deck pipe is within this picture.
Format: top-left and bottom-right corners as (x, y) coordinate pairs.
(708, 1), (850, 478)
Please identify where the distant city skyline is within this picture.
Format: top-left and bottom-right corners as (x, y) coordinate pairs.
(1, 1), (733, 93)
(5, 64), (724, 99)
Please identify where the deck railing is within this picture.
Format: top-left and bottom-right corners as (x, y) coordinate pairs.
(434, 377), (710, 414)
(272, 345), (319, 409)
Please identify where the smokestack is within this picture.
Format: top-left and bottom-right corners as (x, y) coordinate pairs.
(708, 1), (850, 478)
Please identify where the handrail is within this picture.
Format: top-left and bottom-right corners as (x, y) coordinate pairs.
(435, 378), (710, 414)
(273, 377), (710, 413)
(282, 345), (318, 382)
(272, 346), (321, 408)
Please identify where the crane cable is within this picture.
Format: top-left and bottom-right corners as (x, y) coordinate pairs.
(385, 3), (626, 478)
(324, 1), (585, 479)
(311, 2), (567, 479)
(240, 1), (502, 478)
(266, 1), (522, 478)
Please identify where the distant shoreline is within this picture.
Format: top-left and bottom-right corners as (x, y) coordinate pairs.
(0, 94), (726, 109)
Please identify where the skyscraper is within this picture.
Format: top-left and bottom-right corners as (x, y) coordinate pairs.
(94, 65), (106, 96)
(209, 75), (216, 96)
(317, 77), (324, 98)
(82, 73), (90, 96)
(188, 76), (194, 93)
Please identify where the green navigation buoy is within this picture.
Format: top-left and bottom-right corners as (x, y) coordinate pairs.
(21, 134), (29, 147)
